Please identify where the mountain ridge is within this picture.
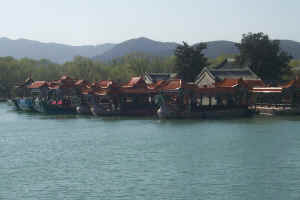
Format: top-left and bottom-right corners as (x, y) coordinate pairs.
(0, 37), (115, 63)
(1, 37), (300, 63)
(93, 37), (179, 61)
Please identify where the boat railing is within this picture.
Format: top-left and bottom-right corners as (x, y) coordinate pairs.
(253, 103), (294, 110)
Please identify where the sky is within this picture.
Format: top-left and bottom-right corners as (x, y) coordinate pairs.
(0, 0), (299, 46)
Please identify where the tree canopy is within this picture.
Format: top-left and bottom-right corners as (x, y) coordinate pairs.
(174, 42), (208, 82)
(0, 54), (176, 98)
(236, 32), (293, 80)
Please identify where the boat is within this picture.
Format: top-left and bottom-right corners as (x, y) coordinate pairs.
(7, 99), (20, 110)
(16, 97), (34, 112)
(118, 77), (156, 116)
(90, 103), (120, 116)
(32, 98), (76, 114)
(249, 78), (300, 116)
(76, 104), (92, 115)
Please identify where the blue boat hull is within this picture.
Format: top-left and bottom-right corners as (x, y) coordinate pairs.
(16, 98), (34, 112)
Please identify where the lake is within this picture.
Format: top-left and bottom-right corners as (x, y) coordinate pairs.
(1, 103), (300, 199)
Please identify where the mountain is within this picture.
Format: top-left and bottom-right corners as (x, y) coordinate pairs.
(0, 37), (115, 63)
(94, 38), (300, 61)
(203, 41), (239, 58)
(1, 37), (300, 63)
(92, 39), (240, 61)
(93, 37), (179, 61)
(203, 40), (300, 59)
(278, 40), (300, 59)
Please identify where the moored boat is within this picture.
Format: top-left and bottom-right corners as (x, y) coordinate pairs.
(32, 98), (77, 114)
(90, 104), (120, 116)
(16, 97), (34, 112)
(7, 99), (20, 110)
(249, 78), (300, 116)
(76, 104), (92, 115)
(118, 77), (156, 116)
(154, 79), (254, 119)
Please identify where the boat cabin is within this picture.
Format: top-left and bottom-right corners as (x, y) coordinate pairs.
(195, 59), (261, 88)
(119, 77), (155, 115)
(27, 81), (49, 98)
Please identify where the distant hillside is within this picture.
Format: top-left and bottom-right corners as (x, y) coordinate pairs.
(93, 39), (240, 61)
(203, 40), (300, 59)
(93, 37), (178, 61)
(1, 37), (300, 63)
(0, 37), (115, 63)
(203, 41), (239, 58)
(278, 40), (300, 59)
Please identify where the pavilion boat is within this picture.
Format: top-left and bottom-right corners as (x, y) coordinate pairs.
(154, 79), (254, 119)
(30, 77), (78, 114)
(118, 77), (156, 116)
(16, 97), (34, 112)
(88, 80), (121, 116)
(249, 78), (300, 116)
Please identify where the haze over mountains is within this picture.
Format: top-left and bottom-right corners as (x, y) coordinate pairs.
(1, 37), (300, 63)
(93, 37), (178, 61)
(0, 37), (115, 63)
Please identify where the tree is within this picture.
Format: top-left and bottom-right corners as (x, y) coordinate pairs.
(174, 42), (208, 82)
(289, 59), (300, 68)
(236, 32), (293, 80)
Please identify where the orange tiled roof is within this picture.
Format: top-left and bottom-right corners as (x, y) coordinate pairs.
(60, 75), (73, 81)
(93, 90), (109, 96)
(27, 81), (49, 89)
(121, 77), (148, 88)
(147, 80), (165, 90)
(94, 80), (114, 88)
(119, 77), (149, 94)
(215, 78), (265, 89)
(281, 78), (300, 89)
(242, 80), (265, 89)
(128, 77), (142, 87)
(157, 79), (182, 91)
(75, 80), (90, 86)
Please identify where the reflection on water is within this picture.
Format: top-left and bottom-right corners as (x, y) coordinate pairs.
(1, 103), (300, 200)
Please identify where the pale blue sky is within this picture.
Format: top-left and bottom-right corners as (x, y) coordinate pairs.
(1, 0), (299, 45)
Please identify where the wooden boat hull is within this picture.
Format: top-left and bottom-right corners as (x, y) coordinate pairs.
(90, 105), (120, 116)
(76, 105), (92, 115)
(8, 99), (20, 110)
(16, 98), (34, 112)
(254, 106), (300, 116)
(33, 100), (76, 114)
(120, 109), (155, 116)
(157, 106), (252, 119)
(191, 108), (253, 119)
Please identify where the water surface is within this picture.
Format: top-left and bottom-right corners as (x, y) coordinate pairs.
(1, 103), (300, 199)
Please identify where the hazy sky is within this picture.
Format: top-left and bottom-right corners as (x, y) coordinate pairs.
(1, 0), (299, 45)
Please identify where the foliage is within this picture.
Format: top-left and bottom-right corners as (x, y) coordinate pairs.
(236, 32), (293, 80)
(289, 59), (300, 68)
(1, 35), (299, 98)
(208, 54), (238, 68)
(174, 42), (208, 82)
(0, 54), (176, 98)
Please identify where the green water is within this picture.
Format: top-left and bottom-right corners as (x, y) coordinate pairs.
(1, 103), (300, 199)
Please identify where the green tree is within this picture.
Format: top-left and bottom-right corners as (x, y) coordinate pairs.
(0, 53), (179, 98)
(236, 32), (292, 80)
(209, 54), (237, 67)
(174, 42), (208, 82)
(289, 59), (300, 68)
